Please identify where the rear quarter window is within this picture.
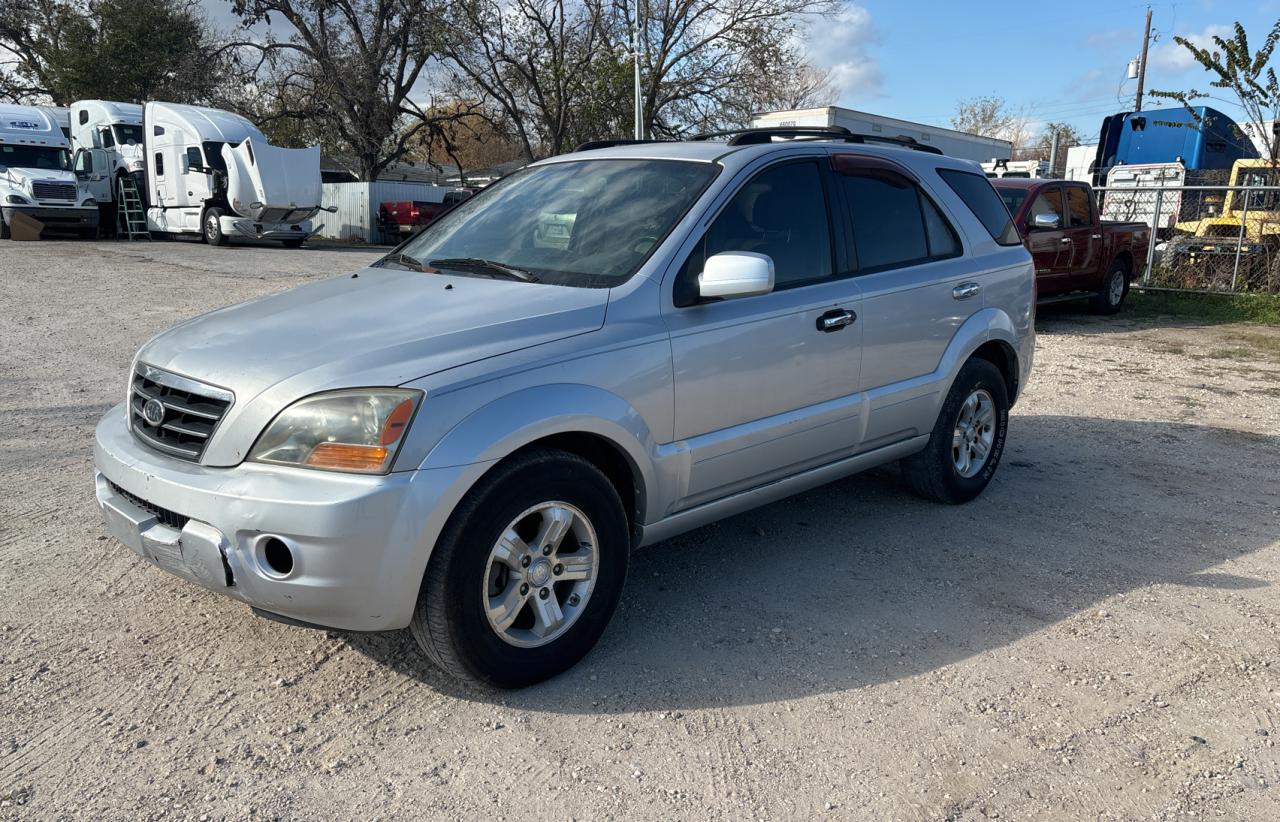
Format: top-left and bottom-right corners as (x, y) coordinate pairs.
(937, 169), (1022, 246)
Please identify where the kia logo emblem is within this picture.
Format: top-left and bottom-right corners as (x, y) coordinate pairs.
(142, 398), (165, 427)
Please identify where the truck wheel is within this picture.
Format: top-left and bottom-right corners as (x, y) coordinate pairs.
(203, 207), (227, 246)
(410, 448), (629, 688)
(1091, 259), (1129, 314)
(901, 358), (1009, 504)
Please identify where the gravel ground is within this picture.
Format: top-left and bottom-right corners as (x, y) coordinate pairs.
(2, 240), (1279, 821)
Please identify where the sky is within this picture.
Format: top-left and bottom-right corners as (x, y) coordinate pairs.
(199, 0), (1278, 147)
(810, 0), (1280, 145)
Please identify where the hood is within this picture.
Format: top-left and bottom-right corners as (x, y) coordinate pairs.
(223, 139), (321, 221)
(136, 269), (609, 465)
(0, 166), (81, 199)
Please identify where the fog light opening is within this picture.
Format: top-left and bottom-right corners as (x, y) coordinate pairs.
(261, 537), (294, 577)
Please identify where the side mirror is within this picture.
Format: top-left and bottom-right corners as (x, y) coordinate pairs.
(698, 251), (775, 300)
(1031, 213), (1061, 230)
(322, 205), (339, 213)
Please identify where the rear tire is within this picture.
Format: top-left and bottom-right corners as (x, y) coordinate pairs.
(1091, 258), (1129, 314)
(410, 448), (629, 688)
(203, 207), (227, 246)
(901, 358), (1009, 504)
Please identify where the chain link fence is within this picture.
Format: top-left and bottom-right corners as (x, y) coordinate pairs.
(1094, 184), (1280, 294)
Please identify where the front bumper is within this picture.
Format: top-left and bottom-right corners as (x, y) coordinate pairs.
(223, 217), (316, 242)
(2, 205), (98, 230)
(93, 403), (475, 631)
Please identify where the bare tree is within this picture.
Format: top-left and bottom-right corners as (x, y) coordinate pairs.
(1149, 20), (1280, 162)
(951, 95), (1031, 147)
(752, 64), (839, 113)
(229, 0), (458, 181)
(440, 0), (611, 161)
(620, 0), (838, 137)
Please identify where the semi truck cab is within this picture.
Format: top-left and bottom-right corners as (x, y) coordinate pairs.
(0, 104), (99, 239)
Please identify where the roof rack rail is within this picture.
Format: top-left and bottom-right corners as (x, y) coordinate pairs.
(573, 138), (670, 152)
(691, 126), (944, 155)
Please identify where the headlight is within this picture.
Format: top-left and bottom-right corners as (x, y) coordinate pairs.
(248, 389), (422, 474)
(128, 160), (144, 171)
(5, 194), (29, 205)
(81, 198), (96, 207)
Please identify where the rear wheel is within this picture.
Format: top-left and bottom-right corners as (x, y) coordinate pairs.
(410, 449), (629, 688)
(203, 207), (227, 246)
(901, 358), (1009, 504)
(1091, 258), (1129, 314)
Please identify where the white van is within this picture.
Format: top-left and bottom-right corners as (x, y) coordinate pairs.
(143, 102), (322, 247)
(0, 104), (98, 239)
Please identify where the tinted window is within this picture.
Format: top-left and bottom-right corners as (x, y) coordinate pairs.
(154, 152), (164, 177)
(202, 141), (227, 173)
(841, 170), (928, 269)
(1065, 185), (1092, 227)
(675, 161), (832, 301)
(921, 196), (961, 258)
(997, 188), (1028, 216)
(186, 147), (202, 171)
(101, 128), (114, 148)
(938, 169), (1021, 245)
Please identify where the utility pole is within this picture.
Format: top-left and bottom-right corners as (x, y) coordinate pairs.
(633, 2), (644, 140)
(1135, 5), (1152, 112)
(1049, 129), (1060, 176)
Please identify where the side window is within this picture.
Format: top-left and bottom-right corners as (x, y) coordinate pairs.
(921, 196), (961, 258)
(841, 169), (928, 269)
(937, 168), (1022, 246)
(78, 110), (88, 126)
(154, 152), (164, 178)
(74, 151), (92, 174)
(1065, 186), (1091, 227)
(185, 147), (202, 172)
(1028, 187), (1063, 226)
(101, 128), (115, 148)
(675, 161), (832, 304)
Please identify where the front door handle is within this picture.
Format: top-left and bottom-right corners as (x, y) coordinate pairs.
(1059, 237), (1072, 244)
(816, 308), (856, 332)
(952, 282), (981, 301)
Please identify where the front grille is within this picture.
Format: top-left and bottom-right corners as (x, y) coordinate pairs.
(259, 207), (290, 223)
(32, 181), (76, 201)
(129, 365), (233, 462)
(108, 481), (190, 530)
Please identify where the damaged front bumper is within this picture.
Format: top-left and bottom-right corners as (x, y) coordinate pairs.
(92, 403), (456, 631)
(222, 217), (317, 242)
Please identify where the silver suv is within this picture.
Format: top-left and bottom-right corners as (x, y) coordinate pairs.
(95, 129), (1034, 687)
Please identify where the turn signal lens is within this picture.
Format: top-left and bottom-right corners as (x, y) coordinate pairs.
(305, 443), (391, 471)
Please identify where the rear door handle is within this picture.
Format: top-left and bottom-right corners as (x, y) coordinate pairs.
(952, 282), (981, 301)
(816, 308), (856, 332)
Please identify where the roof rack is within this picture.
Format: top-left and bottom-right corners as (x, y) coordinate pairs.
(573, 138), (671, 152)
(691, 125), (944, 155)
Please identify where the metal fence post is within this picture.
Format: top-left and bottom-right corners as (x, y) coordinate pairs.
(1231, 187), (1251, 292)
(1144, 187), (1162, 284)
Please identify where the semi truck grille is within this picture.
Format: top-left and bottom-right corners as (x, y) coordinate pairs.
(108, 481), (190, 530)
(32, 181), (76, 201)
(129, 365), (233, 462)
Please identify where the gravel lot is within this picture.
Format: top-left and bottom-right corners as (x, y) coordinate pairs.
(2, 239), (1279, 821)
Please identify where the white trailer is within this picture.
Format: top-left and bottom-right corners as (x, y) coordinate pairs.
(0, 104), (98, 239)
(1064, 145), (1094, 183)
(980, 158), (1050, 178)
(751, 106), (1012, 163)
(100, 102), (322, 247)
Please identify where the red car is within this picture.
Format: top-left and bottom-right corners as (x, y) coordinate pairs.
(378, 189), (474, 242)
(991, 178), (1150, 314)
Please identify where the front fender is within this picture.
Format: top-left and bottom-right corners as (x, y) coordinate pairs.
(418, 383), (660, 518)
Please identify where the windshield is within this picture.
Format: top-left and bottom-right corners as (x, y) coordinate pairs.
(0, 143), (71, 171)
(113, 124), (144, 146)
(997, 188), (1029, 216)
(395, 158), (719, 287)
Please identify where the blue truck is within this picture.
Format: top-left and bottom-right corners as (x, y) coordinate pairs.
(1090, 106), (1258, 185)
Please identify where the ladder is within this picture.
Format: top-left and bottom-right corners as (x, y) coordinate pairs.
(116, 175), (150, 241)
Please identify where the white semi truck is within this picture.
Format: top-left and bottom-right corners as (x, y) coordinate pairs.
(0, 104), (98, 239)
(73, 100), (323, 247)
(751, 106), (1012, 163)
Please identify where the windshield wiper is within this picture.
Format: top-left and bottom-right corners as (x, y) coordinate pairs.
(429, 257), (539, 282)
(376, 251), (426, 271)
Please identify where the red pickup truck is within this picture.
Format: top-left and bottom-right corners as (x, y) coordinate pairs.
(991, 178), (1150, 314)
(377, 189), (474, 243)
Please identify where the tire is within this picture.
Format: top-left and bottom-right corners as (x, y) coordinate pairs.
(1091, 258), (1130, 314)
(281, 238), (305, 249)
(901, 358), (1009, 504)
(203, 207), (227, 246)
(410, 448), (629, 688)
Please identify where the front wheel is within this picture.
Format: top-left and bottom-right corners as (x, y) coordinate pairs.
(203, 207), (227, 246)
(901, 358), (1009, 504)
(410, 449), (629, 688)
(1091, 259), (1130, 314)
